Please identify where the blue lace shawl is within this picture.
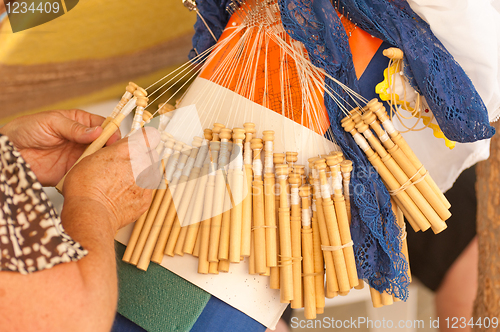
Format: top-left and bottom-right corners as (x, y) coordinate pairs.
(188, 0), (493, 299)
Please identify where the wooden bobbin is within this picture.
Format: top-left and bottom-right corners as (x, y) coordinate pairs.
(198, 141), (221, 274)
(262, 131), (278, 270)
(326, 159), (359, 289)
(369, 100), (451, 210)
(383, 47), (404, 60)
(362, 110), (451, 224)
(55, 91), (141, 192)
(218, 140), (234, 263)
(208, 128), (232, 263)
(171, 136), (207, 257)
(276, 164), (294, 303)
(241, 123), (256, 257)
(369, 287), (384, 308)
(163, 137), (204, 257)
(150, 143), (191, 263)
(340, 160), (353, 223)
(229, 128), (246, 263)
(315, 159), (351, 293)
(130, 140), (184, 267)
(355, 121), (447, 234)
(251, 138), (267, 275)
(293, 165), (305, 186)
(341, 117), (431, 232)
(310, 182), (327, 311)
(183, 130), (214, 255)
(102, 82), (138, 128)
(157, 102), (176, 115)
(123, 137), (176, 263)
(309, 158), (338, 298)
(300, 185), (316, 319)
(289, 174), (303, 309)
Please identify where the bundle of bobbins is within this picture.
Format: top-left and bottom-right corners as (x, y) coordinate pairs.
(341, 98), (451, 306)
(55, 81), (436, 316)
(117, 115), (382, 319)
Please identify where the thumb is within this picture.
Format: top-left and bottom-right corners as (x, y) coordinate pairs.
(55, 116), (103, 144)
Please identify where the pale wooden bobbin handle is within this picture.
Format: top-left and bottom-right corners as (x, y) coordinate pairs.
(163, 137), (205, 257)
(229, 128), (246, 263)
(135, 142), (188, 269)
(102, 82), (138, 128)
(127, 90), (149, 137)
(309, 158), (339, 298)
(300, 185), (316, 319)
(316, 160), (351, 293)
(310, 183), (326, 312)
(149, 144), (191, 263)
(198, 141), (221, 274)
(340, 160), (353, 223)
(276, 164), (294, 303)
(183, 129), (213, 254)
(327, 159), (359, 289)
(361, 110), (452, 223)
(168, 136), (206, 257)
(251, 138), (267, 275)
(383, 47), (404, 60)
(217, 139), (234, 262)
(122, 137), (176, 263)
(369, 100), (451, 210)
(289, 174), (303, 309)
(341, 117), (432, 232)
(128, 140), (184, 266)
(241, 122), (256, 257)
(208, 128), (232, 263)
(157, 102), (176, 132)
(262, 130), (278, 270)
(355, 121), (447, 234)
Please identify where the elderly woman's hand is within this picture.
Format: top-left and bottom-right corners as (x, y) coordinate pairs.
(62, 127), (161, 230)
(0, 109), (120, 186)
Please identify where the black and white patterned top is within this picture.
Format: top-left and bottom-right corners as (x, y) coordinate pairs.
(0, 134), (87, 274)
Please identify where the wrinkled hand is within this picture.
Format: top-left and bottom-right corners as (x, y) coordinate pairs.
(0, 109), (121, 186)
(63, 127), (162, 230)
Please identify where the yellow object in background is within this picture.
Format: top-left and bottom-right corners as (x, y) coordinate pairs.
(0, 0), (196, 123)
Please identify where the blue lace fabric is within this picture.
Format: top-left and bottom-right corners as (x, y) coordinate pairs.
(337, 0), (495, 143)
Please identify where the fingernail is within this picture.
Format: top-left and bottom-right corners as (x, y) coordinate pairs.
(85, 127), (97, 133)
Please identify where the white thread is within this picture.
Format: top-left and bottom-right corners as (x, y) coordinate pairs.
(253, 159), (263, 176)
(353, 133), (370, 151)
(165, 159), (178, 181)
(163, 147), (174, 156)
(291, 187), (300, 205)
(264, 141), (273, 172)
(194, 145), (208, 169)
(173, 162), (185, 179)
(321, 184), (331, 199)
(302, 209), (311, 227)
(312, 200), (317, 212)
(382, 119), (397, 134)
(321, 241), (354, 251)
(128, 107), (144, 135)
(379, 132), (390, 142)
(120, 98), (137, 116)
(209, 160), (218, 176)
(158, 113), (172, 132)
(332, 174), (342, 191)
(362, 129), (373, 139)
(182, 157), (196, 177)
(244, 142), (252, 165)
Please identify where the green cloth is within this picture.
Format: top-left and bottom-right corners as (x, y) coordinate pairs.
(115, 242), (211, 332)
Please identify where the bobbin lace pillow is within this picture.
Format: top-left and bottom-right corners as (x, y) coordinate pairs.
(0, 134), (87, 274)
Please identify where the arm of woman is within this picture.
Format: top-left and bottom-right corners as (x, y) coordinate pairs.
(0, 127), (160, 332)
